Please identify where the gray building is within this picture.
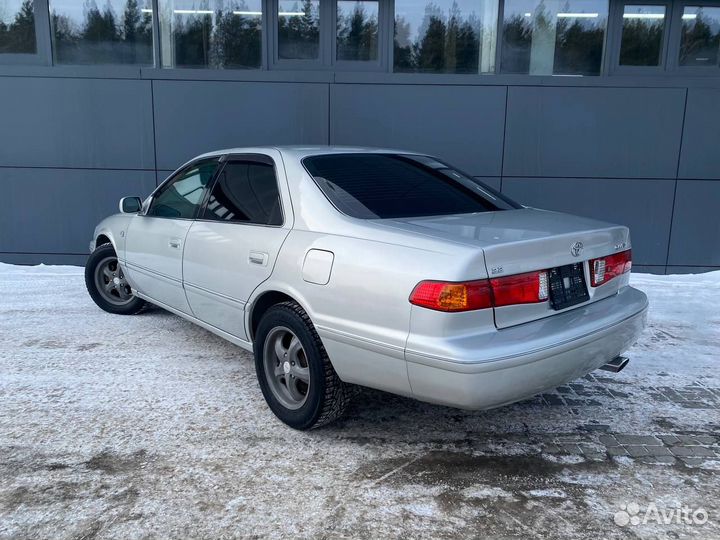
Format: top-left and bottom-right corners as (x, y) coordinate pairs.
(0, 0), (718, 272)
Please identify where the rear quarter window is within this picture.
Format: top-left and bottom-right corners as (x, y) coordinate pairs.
(302, 153), (520, 219)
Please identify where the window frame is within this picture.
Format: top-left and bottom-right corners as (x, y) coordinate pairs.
(145, 156), (222, 220)
(666, 0), (720, 75)
(270, 0), (389, 70)
(333, 0), (388, 70)
(197, 153), (286, 228)
(391, 0), (501, 75)
(0, 0), (52, 65)
(495, 0), (611, 77)
(608, 0), (674, 74)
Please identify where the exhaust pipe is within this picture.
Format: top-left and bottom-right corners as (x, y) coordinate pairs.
(599, 356), (629, 373)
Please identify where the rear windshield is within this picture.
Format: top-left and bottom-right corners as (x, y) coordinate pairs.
(302, 153), (521, 219)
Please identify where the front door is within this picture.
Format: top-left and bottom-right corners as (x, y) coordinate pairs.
(182, 154), (292, 340)
(124, 158), (220, 313)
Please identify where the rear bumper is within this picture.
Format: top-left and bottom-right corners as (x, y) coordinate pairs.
(405, 286), (648, 409)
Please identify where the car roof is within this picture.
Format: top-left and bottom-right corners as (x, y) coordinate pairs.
(194, 145), (424, 161)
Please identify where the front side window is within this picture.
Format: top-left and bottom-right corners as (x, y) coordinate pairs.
(393, 0), (498, 73)
(159, 0), (262, 68)
(500, 0), (608, 76)
(337, 0), (378, 61)
(680, 5), (720, 67)
(303, 153), (520, 219)
(277, 0), (320, 60)
(619, 4), (666, 66)
(50, 0), (154, 64)
(0, 0), (36, 54)
(148, 159), (219, 219)
(202, 160), (283, 225)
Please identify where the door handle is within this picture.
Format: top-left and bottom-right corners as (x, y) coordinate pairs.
(168, 238), (182, 249)
(249, 251), (269, 266)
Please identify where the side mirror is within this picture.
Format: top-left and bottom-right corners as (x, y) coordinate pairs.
(119, 196), (142, 214)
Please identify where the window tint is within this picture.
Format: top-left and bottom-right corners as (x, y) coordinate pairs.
(202, 160), (283, 225)
(158, 0), (262, 68)
(500, 0), (608, 76)
(393, 0), (498, 73)
(0, 0), (36, 54)
(680, 6), (720, 67)
(50, 0), (154, 64)
(337, 0), (378, 61)
(303, 153), (520, 219)
(619, 4), (666, 66)
(277, 0), (320, 60)
(148, 160), (219, 219)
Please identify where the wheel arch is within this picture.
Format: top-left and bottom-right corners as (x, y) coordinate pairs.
(96, 234), (113, 250)
(247, 288), (314, 343)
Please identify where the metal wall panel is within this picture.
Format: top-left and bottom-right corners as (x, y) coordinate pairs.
(678, 88), (720, 180)
(0, 77), (154, 170)
(0, 168), (156, 255)
(330, 84), (506, 176)
(503, 87), (686, 179)
(668, 181), (720, 266)
(152, 81), (330, 170)
(502, 178), (676, 266)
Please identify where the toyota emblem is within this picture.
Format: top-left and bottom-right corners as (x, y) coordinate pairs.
(570, 241), (584, 257)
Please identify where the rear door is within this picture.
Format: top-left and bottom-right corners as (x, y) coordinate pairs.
(124, 158), (220, 313)
(182, 153), (292, 340)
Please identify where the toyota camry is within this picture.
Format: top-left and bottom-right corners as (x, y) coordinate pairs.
(85, 147), (648, 429)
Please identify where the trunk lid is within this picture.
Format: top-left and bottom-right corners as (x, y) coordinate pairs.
(379, 208), (631, 328)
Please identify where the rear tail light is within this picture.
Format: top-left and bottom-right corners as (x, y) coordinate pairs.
(490, 271), (549, 307)
(409, 271), (548, 312)
(590, 249), (632, 287)
(409, 280), (493, 312)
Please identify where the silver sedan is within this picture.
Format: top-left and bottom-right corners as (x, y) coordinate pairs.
(85, 147), (648, 429)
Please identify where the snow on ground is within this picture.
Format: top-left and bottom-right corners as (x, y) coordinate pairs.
(0, 263), (719, 539)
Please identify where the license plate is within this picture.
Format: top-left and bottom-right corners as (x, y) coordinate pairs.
(549, 263), (589, 310)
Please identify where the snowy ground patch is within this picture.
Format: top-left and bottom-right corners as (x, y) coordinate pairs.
(0, 264), (719, 539)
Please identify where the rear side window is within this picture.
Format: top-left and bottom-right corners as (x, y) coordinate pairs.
(303, 153), (520, 219)
(202, 160), (283, 226)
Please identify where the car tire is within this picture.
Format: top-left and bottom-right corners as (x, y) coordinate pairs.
(254, 301), (354, 430)
(85, 243), (146, 315)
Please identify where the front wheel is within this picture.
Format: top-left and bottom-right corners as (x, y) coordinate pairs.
(254, 301), (354, 430)
(85, 243), (146, 315)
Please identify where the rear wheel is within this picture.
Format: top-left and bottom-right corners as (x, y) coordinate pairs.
(254, 301), (354, 429)
(85, 243), (145, 315)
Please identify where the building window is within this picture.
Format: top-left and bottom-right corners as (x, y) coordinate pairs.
(49, 0), (153, 64)
(500, 0), (608, 76)
(394, 0), (498, 73)
(679, 5), (720, 67)
(277, 0), (320, 60)
(337, 0), (378, 61)
(0, 0), (36, 54)
(619, 4), (666, 66)
(159, 0), (262, 68)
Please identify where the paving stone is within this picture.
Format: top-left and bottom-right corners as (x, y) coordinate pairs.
(670, 446), (695, 457)
(614, 435), (662, 446)
(658, 435), (681, 445)
(561, 443), (583, 455)
(626, 446), (650, 457)
(678, 457), (714, 468)
(637, 456), (676, 465)
(693, 435), (717, 445)
(689, 446), (716, 457)
(645, 446), (673, 457)
(607, 446), (629, 457)
(598, 434), (618, 447)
